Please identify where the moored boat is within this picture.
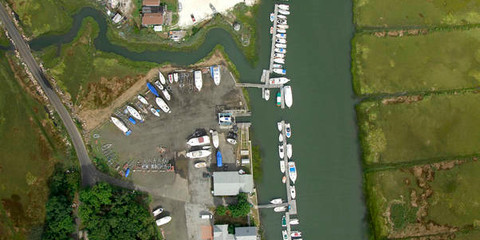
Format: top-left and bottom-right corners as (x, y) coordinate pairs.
(276, 33), (287, 38)
(270, 198), (283, 204)
(111, 116), (131, 136)
(210, 130), (219, 148)
(275, 43), (287, 49)
(154, 80), (164, 90)
(274, 58), (285, 64)
(279, 133), (283, 142)
(269, 13), (275, 22)
(279, 144), (285, 159)
(210, 65), (221, 86)
(282, 230), (288, 240)
(264, 89), (270, 101)
(174, 72), (179, 82)
(138, 95), (149, 105)
(276, 38), (287, 44)
(194, 70), (203, 91)
(276, 28), (287, 34)
(187, 135), (211, 146)
(284, 86), (293, 108)
(277, 122), (282, 131)
(275, 48), (287, 54)
(186, 150), (212, 159)
(162, 89), (171, 101)
(278, 4), (289, 10)
(282, 215), (287, 227)
(277, 14), (287, 19)
(158, 71), (166, 84)
(150, 107), (160, 117)
(194, 161), (207, 168)
(270, 77), (290, 85)
(290, 218), (299, 225)
(147, 82), (160, 97)
(155, 97), (171, 113)
(274, 206), (286, 212)
(288, 161), (297, 183)
(285, 123), (292, 138)
(276, 92), (281, 106)
(274, 53), (285, 58)
(286, 144), (292, 159)
(279, 9), (290, 15)
(273, 63), (283, 69)
(291, 231), (302, 238)
(290, 185), (296, 199)
(278, 24), (289, 29)
(127, 105), (144, 121)
(280, 160), (285, 173)
(155, 216), (172, 226)
(273, 68), (286, 75)
(282, 176), (287, 183)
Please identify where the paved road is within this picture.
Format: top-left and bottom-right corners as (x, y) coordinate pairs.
(0, 4), (100, 186)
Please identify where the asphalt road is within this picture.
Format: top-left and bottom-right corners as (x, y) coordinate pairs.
(0, 4), (100, 186)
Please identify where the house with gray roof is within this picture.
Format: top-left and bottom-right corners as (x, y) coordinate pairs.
(212, 172), (254, 196)
(213, 225), (258, 240)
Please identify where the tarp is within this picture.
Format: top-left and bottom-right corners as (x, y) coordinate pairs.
(216, 151), (223, 167)
(125, 168), (131, 177)
(128, 117), (137, 125)
(147, 82), (159, 97)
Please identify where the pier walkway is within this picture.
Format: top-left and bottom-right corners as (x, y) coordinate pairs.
(256, 202), (289, 209)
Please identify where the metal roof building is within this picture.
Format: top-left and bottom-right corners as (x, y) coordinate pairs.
(234, 227), (257, 240)
(212, 172), (254, 196)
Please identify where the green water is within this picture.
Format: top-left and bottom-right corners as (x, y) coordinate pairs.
(29, 0), (366, 238)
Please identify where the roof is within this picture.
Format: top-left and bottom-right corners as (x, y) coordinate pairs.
(234, 227), (257, 240)
(142, 12), (164, 25)
(142, 0), (160, 6)
(213, 225), (234, 240)
(213, 172), (254, 196)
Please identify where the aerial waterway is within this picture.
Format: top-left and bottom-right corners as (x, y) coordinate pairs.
(28, 0), (367, 238)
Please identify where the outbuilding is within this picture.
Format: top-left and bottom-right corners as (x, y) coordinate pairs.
(212, 172), (253, 196)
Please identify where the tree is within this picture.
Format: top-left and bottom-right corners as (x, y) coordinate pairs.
(216, 205), (227, 216)
(227, 193), (251, 218)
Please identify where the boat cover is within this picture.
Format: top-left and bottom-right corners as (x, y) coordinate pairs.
(125, 168), (130, 177)
(128, 117), (136, 125)
(216, 151), (223, 167)
(147, 82), (159, 97)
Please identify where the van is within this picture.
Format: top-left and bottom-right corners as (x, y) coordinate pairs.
(200, 214), (212, 219)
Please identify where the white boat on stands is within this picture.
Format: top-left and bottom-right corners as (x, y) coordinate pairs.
(154, 80), (164, 90)
(273, 58), (285, 64)
(111, 116), (131, 136)
(274, 53), (285, 58)
(290, 185), (296, 199)
(276, 43), (287, 49)
(278, 4), (289, 10)
(127, 105), (144, 121)
(280, 160), (285, 173)
(150, 107), (160, 117)
(168, 74), (174, 84)
(270, 198), (283, 204)
(273, 68), (286, 75)
(285, 123), (292, 138)
(227, 138), (237, 145)
(194, 161), (207, 168)
(270, 77), (290, 85)
(284, 86), (293, 108)
(276, 28), (287, 34)
(187, 135), (211, 146)
(276, 38), (287, 44)
(288, 161), (297, 183)
(210, 130), (219, 148)
(138, 95), (149, 105)
(279, 144), (285, 159)
(275, 48), (287, 54)
(156, 216), (172, 226)
(276, 33), (286, 39)
(291, 231), (302, 238)
(162, 89), (171, 101)
(155, 97), (171, 113)
(264, 89), (270, 101)
(274, 206), (286, 212)
(290, 218), (299, 225)
(279, 9), (290, 15)
(194, 70), (203, 91)
(174, 72), (179, 83)
(286, 144), (292, 159)
(279, 133), (283, 142)
(153, 207), (163, 217)
(186, 149), (212, 159)
(277, 122), (282, 131)
(210, 65), (221, 86)
(158, 71), (166, 84)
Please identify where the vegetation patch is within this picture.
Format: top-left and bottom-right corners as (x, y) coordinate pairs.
(353, 0), (480, 27)
(358, 92), (480, 165)
(353, 29), (480, 95)
(0, 30), (9, 47)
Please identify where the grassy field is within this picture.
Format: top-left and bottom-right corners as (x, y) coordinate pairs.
(354, 0), (480, 27)
(352, 29), (480, 95)
(0, 50), (67, 238)
(0, 30), (9, 47)
(7, 0), (93, 38)
(358, 92), (480, 165)
(39, 17), (157, 108)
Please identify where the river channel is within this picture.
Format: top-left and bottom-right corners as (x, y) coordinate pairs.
(28, 0), (367, 238)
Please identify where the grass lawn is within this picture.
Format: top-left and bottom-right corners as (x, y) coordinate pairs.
(358, 92), (480, 165)
(39, 17), (157, 108)
(0, 50), (66, 238)
(354, 0), (480, 27)
(7, 0), (92, 38)
(353, 29), (480, 95)
(0, 30), (9, 47)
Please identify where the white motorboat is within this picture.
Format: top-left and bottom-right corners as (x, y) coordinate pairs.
(187, 135), (211, 146)
(282, 176), (287, 183)
(276, 38), (287, 44)
(210, 65), (221, 86)
(168, 74), (174, 84)
(290, 185), (296, 199)
(286, 144), (292, 159)
(269, 13), (275, 22)
(194, 161), (207, 168)
(186, 150), (212, 159)
(194, 70), (203, 91)
(277, 122), (282, 131)
(210, 130), (219, 148)
(290, 218), (299, 225)
(154, 80), (164, 90)
(288, 161), (297, 183)
(277, 14), (287, 19)
(273, 63), (283, 69)
(138, 95), (149, 105)
(270, 198), (283, 204)
(273, 58), (285, 64)
(275, 48), (287, 54)
(276, 33), (287, 39)
(278, 24), (289, 29)
(111, 116), (131, 136)
(202, 145), (211, 150)
(162, 89), (171, 101)
(274, 53), (285, 58)
(277, 19), (287, 25)
(270, 77), (290, 85)
(227, 138), (237, 145)
(152, 207), (164, 217)
(274, 206), (286, 212)
(127, 105), (144, 121)
(291, 231), (302, 238)
(264, 89), (270, 101)
(279, 9), (290, 15)
(276, 91), (282, 107)
(278, 4), (289, 10)
(275, 43), (287, 49)
(279, 133), (283, 142)
(277, 28), (287, 34)
(285, 123), (292, 138)
(150, 107), (160, 117)
(156, 216), (172, 226)
(174, 72), (179, 82)
(280, 160), (285, 173)
(158, 71), (166, 84)
(279, 144), (285, 159)
(284, 86), (293, 108)
(282, 230), (288, 240)
(273, 68), (286, 75)
(155, 97), (171, 113)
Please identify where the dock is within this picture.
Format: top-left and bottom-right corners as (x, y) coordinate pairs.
(281, 120), (297, 240)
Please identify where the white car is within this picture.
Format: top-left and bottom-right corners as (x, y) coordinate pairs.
(153, 207), (164, 217)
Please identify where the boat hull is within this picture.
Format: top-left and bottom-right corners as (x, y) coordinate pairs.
(155, 97), (171, 113)
(286, 144), (293, 159)
(138, 95), (149, 105)
(156, 216), (172, 226)
(194, 70), (203, 91)
(158, 71), (166, 84)
(186, 150), (212, 159)
(187, 136), (211, 146)
(211, 130), (219, 148)
(288, 161), (297, 183)
(279, 145), (284, 159)
(280, 160), (285, 173)
(284, 86), (293, 108)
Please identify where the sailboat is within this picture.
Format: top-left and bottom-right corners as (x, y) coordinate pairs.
(137, 95), (149, 105)
(194, 70), (203, 91)
(155, 97), (171, 113)
(264, 89), (270, 101)
(126, 105), (144, 122)
(158, 71), (166, 84)
(286, 144), (292, 159)
(111, 116), (131, 136)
